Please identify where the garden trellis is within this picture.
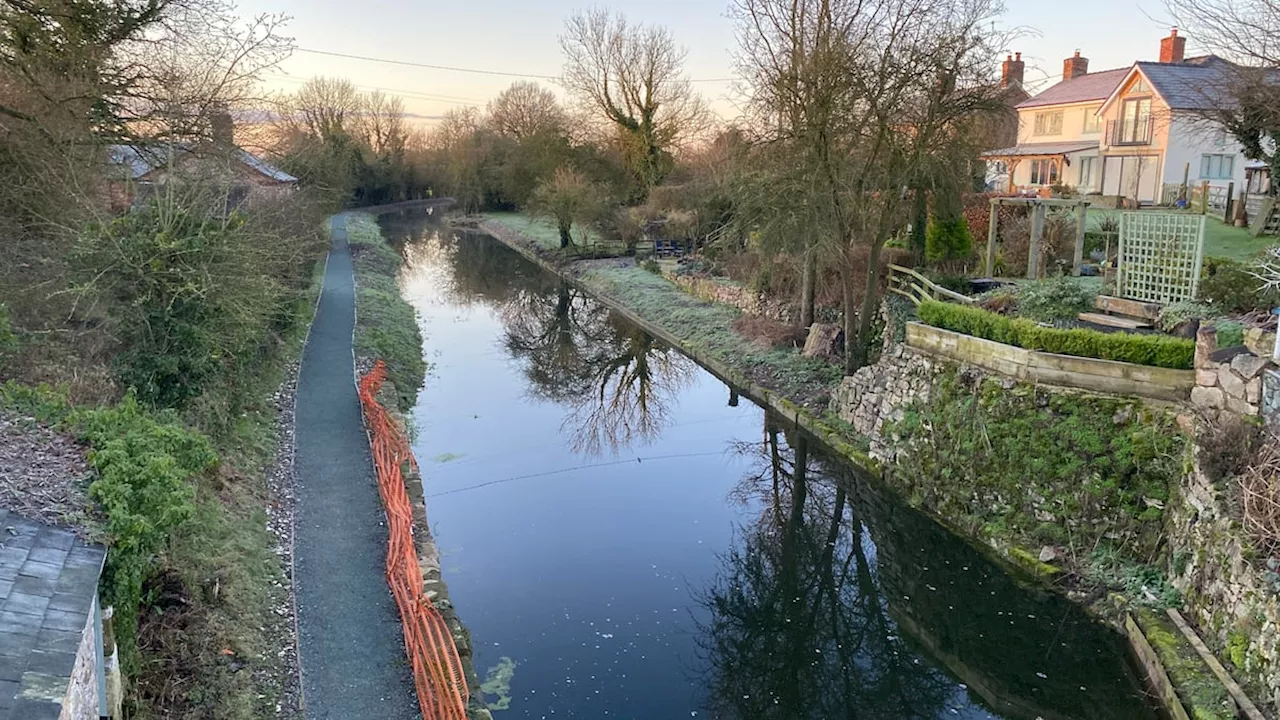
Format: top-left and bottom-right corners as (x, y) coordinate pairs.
(1116, 212), (1205, 304)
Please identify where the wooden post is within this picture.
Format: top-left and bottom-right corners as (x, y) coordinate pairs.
(1200, 180), (1209, 214)
(1224, 181), (1234, 224)
(985, 198), (999, 277)
(1028, 202), (1046, 279)
(1073, 202), (1088, 276)
(1181, 162), (1190, 202)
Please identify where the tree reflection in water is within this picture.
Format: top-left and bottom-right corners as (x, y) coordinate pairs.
(699, 428), (959, 719)
(502, 280), (696, 456)
(401, 224), (697, 456)
(701, 426), (1161, 720)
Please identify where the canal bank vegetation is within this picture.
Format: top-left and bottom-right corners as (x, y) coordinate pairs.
(886, 375), (1188, 589)
(0, 0), (336, 714)
(347, 213), (427, 410)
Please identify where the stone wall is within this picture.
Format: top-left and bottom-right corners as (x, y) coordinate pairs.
(1170, 460), (1280, 711)
(59, 599), (99, 720)
(663, 273), (796, 324)
(1191, 325), (1275, 421)
(828, 345), (938, 459)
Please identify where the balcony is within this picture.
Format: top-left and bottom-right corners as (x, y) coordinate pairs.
(1107, 118), (1154, 146)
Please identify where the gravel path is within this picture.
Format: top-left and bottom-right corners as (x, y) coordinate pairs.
(293, 214), (418, 719)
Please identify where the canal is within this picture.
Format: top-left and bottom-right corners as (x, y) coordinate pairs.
(380, 207), (1161, 720)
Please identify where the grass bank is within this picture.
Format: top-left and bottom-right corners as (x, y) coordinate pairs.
(347, 212), (426, 410)
(580, 266), (844, 410)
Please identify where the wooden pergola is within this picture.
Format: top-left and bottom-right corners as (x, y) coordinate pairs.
(984, 196), (1091, 279)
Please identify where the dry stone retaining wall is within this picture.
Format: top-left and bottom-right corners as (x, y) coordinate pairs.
(1170, 461), (1280, 710)
(1191, 325), (1275, 421)
(663, 273), (796, 324)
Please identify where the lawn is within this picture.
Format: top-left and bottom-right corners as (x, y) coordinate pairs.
(1087, 207), (1273, 262)
(482, 211), (604, 251)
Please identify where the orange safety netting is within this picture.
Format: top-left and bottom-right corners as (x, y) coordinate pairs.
(358, 361), (470, 720)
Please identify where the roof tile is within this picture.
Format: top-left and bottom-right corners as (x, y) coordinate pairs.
(1018, 68), (1130, 109)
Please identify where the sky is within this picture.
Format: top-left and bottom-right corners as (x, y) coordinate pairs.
(235, 0), (1192, 124)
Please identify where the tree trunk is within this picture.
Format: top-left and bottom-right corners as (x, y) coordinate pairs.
(800, 236), (817, 328)
(841, 257), (860, 375)
(849, 239), (885, 373)
(558, 219), (572, 248)
(910, 188), (928, 264)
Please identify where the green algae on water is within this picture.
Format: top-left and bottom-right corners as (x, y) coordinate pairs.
(481, 656), (516, 711)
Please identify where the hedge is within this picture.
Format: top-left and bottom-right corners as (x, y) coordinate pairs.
(917, 300), (1195, 369)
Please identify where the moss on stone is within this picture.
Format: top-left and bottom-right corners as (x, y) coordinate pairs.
(1134, 609), (1236, 720)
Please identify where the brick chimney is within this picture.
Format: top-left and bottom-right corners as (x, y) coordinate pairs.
(210, 106), (235, 147)
(1063, 50), (1089, 81)
(1001, 52), (1025, 88)
(1160, 28), (1186, 63)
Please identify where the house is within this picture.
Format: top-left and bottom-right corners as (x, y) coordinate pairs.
(982, 29), (1250, 205)
(107, 132), (297, 214)
(0, 509), (111, 719)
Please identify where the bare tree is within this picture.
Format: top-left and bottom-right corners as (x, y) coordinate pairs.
(734, 0), (1009, 372)
(529, 166), (606, 247)
(359, 91), (408, 157)
(487, 81), (567, 139)
(1166, 0), (1280, 195)
(560, 8), (708, 194)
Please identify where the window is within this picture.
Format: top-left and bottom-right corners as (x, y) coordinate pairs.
(1200, 154), (1235, 180)
(1030, 158), (1059, 185)
(1078, 156), (1096, 188)
(1130, 77), (1150, 94)
(1034, 111), (1063, 136)
(1083, 109), (1101, 133)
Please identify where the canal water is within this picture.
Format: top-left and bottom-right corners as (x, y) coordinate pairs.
(380, 208), (1161, 720)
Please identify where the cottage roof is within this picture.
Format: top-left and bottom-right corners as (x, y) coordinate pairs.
(1127, 57), (1235, 110)
(0, 509), (106, 720)
(107, 143), (297, 184)
(1017, 68), (1130, 109)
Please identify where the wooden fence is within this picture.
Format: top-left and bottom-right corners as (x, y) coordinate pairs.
(886, 264), (976, 306)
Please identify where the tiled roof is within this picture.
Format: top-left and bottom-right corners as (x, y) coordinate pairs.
(982, 140), (1100, 158)
(235, 149), (297, 183)
(1134, 57), (1235, 110)
(108, 143), (297, 184)
(1018, 68), (1130, 109)
(0, 509), (106, 720)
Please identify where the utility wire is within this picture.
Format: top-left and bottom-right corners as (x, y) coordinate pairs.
(425, 451), (728, 498)
(295, 47), (736, 83)
(263, 73), (481, 105)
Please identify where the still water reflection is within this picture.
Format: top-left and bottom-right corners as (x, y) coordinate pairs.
(381, 208), (1160, 720)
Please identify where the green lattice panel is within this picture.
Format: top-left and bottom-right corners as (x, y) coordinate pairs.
(1117, 212), (1205, 304)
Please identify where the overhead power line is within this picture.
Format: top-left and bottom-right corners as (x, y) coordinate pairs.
(294, 47), (735, 83)
(263, 74), (481, 106)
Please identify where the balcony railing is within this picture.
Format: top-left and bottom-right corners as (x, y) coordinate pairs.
(1107, 118), (1154, 146)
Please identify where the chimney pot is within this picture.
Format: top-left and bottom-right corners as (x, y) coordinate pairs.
(1160, 27), (1186, 63)
(1015, 52), (1021, 60)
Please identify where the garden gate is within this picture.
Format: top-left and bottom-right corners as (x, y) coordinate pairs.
(1116, 212), (1205, 304)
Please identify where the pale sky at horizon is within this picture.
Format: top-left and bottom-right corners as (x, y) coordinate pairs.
(236, 0), (1192, 124)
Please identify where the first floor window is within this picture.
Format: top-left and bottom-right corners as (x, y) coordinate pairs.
(1200, 153), (1234, 180)
(1033, 111), (1064, 136)
(1029, 158), (1059, 185)
(1078, 156), (1096, 188)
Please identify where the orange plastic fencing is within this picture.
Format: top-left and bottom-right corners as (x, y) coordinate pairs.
(358, 361), (470, 720)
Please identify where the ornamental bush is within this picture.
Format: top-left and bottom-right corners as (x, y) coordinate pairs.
(918, 300), (1194, 369)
